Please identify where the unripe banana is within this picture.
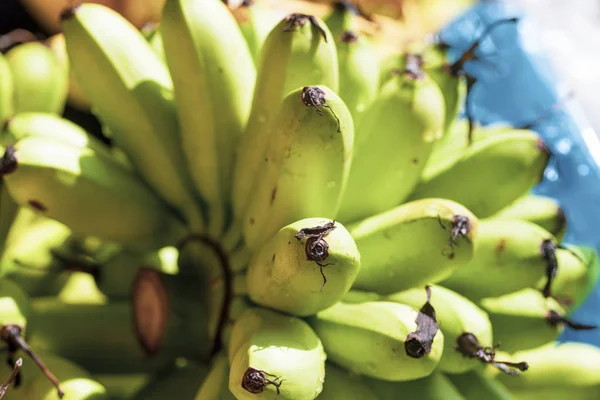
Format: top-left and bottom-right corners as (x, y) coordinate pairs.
(230, 1), (282, 65)
(61, 2), (205, 232)
(141, 23), (166, 63)
(0, 184), (19, 256)
(92, 374), (150, 400)
(317, 362), (378, 400)
(55, 271), (107, 305)
(161, 0), (256, 237)
(1, 137), (186, 249)
(246, 218), (360, 317)
(362, 371), (467, 400)
(480, 288), (596, 353)
(385, 284), (494, 374)
(0, 53), (14, 125)
(193, 352), (236, 400)
(132, 360), (209, 400)
(0, 278), (31, 330)
(45, 33), (92, 112)
(348, 198), (478, 295)
(497, 341), (600, 398)
(410, 130), (550, 218)
(242, 85), (353, 251)
(0, 217), (75, 297)
(26, 299), (178, 374)
(230, 12), (339, 238)
(228, 307), (326, 400)
(307, 300), (444, 381)
(492, 194), (568, 241)
(440, 219), (556, 300)
(337, 62), (445, 224)
(1, 112), (124, 167)
(5, 42), (68, 115)
(446, 369), (515, 400)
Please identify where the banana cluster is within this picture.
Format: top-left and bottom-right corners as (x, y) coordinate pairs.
(0, 0), (598, 399)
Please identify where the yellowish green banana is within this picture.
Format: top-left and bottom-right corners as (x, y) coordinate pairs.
(363, 371), (467, 400)
(348, 198), (478, 295)
(132, 360), (209, 400)
(228, 307), (326, 400)
(337, 61), (445, 224)
(61, 2), (205, 232)
(193, 352), (236, 400)
(230, 12), (338, 241)
(246, 218), (360, 316)
(242, 85), (353, 251)
(317, 362), (379, 400)
(307, 300), (444, 381)
(1, 137), (186, 249)
(160, 0), (256, 237)
(5, 42), (68, 115)
(410, 130), (550, 218)
(446, 369), (515, 400)
(0, 53), (14, 125)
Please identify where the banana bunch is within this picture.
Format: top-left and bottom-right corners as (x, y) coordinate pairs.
(0, 0), (599, 399)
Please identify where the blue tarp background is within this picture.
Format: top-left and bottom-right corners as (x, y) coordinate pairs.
(441, 2), (600, 346)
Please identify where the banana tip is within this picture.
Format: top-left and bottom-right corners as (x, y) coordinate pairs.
(59, 3), (82, 22)
(536, 137), (550, 155)
(1, 117), (11, 132)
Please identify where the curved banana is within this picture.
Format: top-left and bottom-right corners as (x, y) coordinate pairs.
(348, 198), (478, 295)
(410, 130), (550, 218)
(193, 352), (236, 400)
(61, 3), (205, 232)
(479, 288), (596, 353)
(132, 360), (209, 400)
(0, 216), (74, 297)
(440, 219), (555, 300)
(0, 53), (14, 125)
(307, 300), (444, 381)
(337, 61), (445, 224)
(160, 0), (256, 237)
(497, 341), (600, 399)
(45, 33), (92, 112)
(363, 371), (467, 400)
(231, 1), (282, 65)
(0, 277), (31, 330)
(492, 194), (568, 241)
(242, 85), (354, 251)
(1, 137), (186, 249)
(446, 369), (515, 400)
(0, 183), (19, 256)
(246, 217), (360, 317)
(230, 12), (339, 236)
(385, 284), (494, 374)
(228, 307), (326, 400)
(4, 42), (68, 115)
(317, 362), (379, 400)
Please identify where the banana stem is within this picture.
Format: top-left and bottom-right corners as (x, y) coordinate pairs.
(0, 357), (22, 399)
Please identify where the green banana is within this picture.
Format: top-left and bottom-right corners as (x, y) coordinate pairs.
(55, 271), (107, 305)
(1, 136), (186, 249)
(0, 53), (14, 125)
(440, 219), (557, 300)
(317, 362), (379, 400)
(0, 216), (74, 297)
(130, 268), (211, 364)
(230, 1), (282, 66)
(92, 374), (150, 400)
(160, 0), (256, 237)
(362, 371), (467, 400)
(242, 85), (354, 251)
(246, 217), (361, 316)
(25, 298), (180, 374)
(497, 342), (600, 399)
(492, 194), (568, 241)
(348, 198), (478, 295)
(1, 112), (127, 168)
(229, 12), (339, 241)
(385, 284), (495, 374)
(410, 130), (550, 218)
(4, 42), (68, 115)
(446, 369), (515, 400)
(307, 300), (444, 381)
(0, 183), (19, 256)
(0, 277), (31, 331)
(228, 307), (326, 400)
(193, 352), (236, 400)
(1, 351), (109, 400)
(132, 360), (209, 400)
(141, 22), (166, 63)
(479, 288), (596, 353)
(61, 2), (205, 232)
(337, 61), (445, 224)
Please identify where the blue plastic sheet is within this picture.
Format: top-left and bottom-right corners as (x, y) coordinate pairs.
(440, 2), (600, 346)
